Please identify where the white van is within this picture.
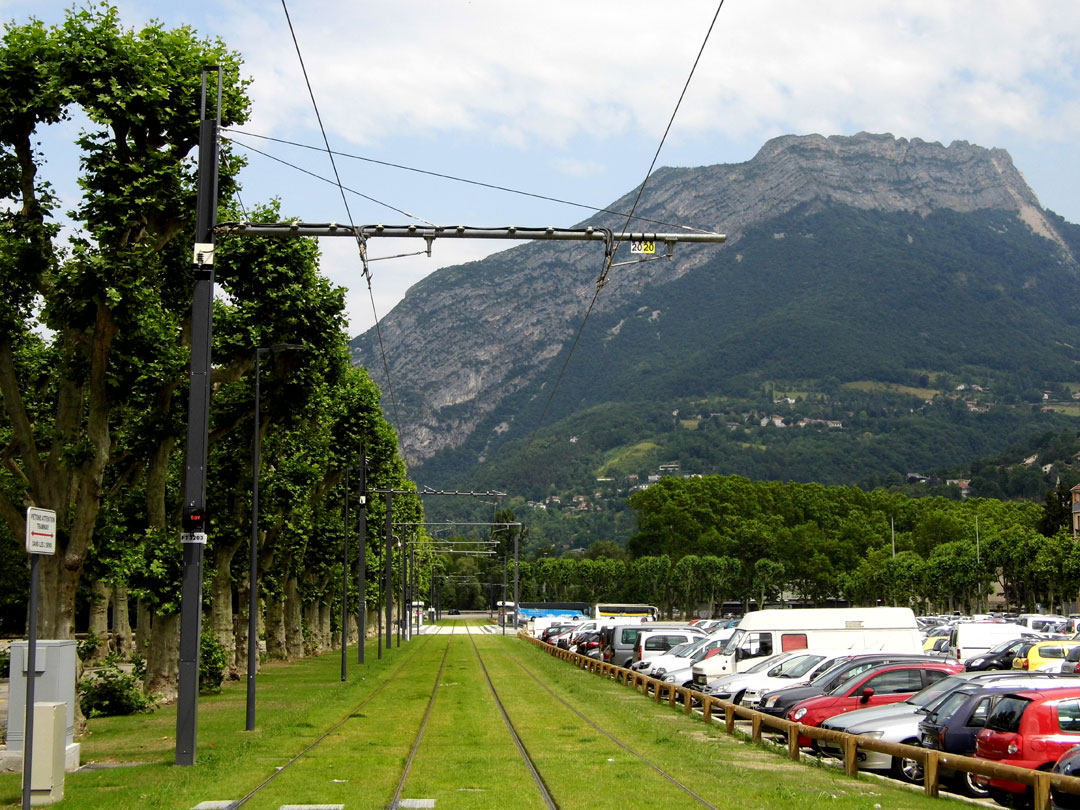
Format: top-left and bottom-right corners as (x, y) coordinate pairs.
(946, 621), (1028, 662)
(690, 607), (922, 687)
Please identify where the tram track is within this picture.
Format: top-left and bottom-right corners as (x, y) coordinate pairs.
(463, 622), (560, 810)
(497, 639), (723, 810)
(231, 631), (437, 809)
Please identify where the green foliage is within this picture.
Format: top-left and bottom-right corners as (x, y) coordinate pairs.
(0, 646), (9, 677)
(79, 664), (156, 718)
(76, 630), (102, 662)
(199, 632), (229, 694)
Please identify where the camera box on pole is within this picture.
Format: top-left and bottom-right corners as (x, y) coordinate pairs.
(3, 641), (79, 772)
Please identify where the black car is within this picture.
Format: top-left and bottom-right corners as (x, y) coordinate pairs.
(918, 677), (1074, 797)
(757, 652), (936, 718)
(1053, 745), (1080, 809)
(963, 637), (1031, 671)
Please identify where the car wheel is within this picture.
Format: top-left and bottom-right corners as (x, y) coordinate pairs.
(890, 752), (924, 784)
(953, 770), (990, 799)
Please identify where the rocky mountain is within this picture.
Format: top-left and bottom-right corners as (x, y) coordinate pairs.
(349, 132), (1080, 488)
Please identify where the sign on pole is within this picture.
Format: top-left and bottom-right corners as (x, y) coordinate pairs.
(25, 507), (56, 555)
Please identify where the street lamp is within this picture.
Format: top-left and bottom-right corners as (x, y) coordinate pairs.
(247, 342), (303, 732)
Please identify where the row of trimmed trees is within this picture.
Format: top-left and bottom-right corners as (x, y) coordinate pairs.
(0, 7), (427, 701)
(498, 475), (1080, 616)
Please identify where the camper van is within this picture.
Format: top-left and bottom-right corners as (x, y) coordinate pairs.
(690, 607), (922, 688)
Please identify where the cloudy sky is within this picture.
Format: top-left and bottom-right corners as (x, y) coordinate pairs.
(9, 1), (1080, 335)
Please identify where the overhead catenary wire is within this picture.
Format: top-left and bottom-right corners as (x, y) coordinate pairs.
(521, 0), (726, 453)
(279, 0), (407, 462)
(223, 128), (716, 235)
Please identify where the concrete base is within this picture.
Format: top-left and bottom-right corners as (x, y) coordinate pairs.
(0, 742), (80, 773)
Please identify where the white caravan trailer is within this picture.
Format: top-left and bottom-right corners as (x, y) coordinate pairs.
(691, 607), (922, 688)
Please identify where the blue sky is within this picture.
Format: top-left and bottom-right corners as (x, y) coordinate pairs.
(9, 1), (1080, 336)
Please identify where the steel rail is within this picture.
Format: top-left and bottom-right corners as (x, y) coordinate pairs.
(507, 643), (722, 810)
(230, 632), (435, 808)
(464, 623), (560, 810)
(388, 638), (454, 810)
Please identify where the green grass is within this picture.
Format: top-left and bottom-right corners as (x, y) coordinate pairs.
(0, 632), (973, 810)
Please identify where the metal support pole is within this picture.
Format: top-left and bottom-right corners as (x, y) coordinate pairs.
(385, 491), (393, 651)
(246, 349), (262, 732)
(341, 468), (349, 681)
(514, 532), (520, 633)
(177, 67), (222, 767)
(399, 534), (406, 645)
(21, 554), (39, 810)
(358, 455), (366, 664)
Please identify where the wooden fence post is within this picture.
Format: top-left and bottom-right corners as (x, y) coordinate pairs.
(725, 705), (735, 734)
(703, 697), (713, 723)
(843, 735), (859, 778)
(788, 725), (800, 760)
(1034, 770), (1052, 810)
(751, 714), (762, 744)
(924, 750), (939, 798)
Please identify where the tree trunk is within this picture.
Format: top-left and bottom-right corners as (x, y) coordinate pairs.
(135, 598), (151, 659)
(86, 579), (112, 664)
(284, 576), (304, 660)
(209, 543), (239, 675)
(235, 577), (252, 679)
(112, 585), (133, 659)
(264, 598), (287, 660)
(145, 612), (180, 703)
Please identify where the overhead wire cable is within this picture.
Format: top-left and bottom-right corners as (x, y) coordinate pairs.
(520, 0), (726, 453)
(223, 127), (715, 234)
(279, 0), (407, 460)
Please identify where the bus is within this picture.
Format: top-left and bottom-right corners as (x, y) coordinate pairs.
(593, 603), (660, 620)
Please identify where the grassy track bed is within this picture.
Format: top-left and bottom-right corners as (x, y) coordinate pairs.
(0, 637), (434, 810)
(499, 637), (966, 810)
(392, 633), (553, 810)
(235, 634), (453, 810)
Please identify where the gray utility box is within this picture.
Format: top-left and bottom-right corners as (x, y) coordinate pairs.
(4, 641), (80, 772)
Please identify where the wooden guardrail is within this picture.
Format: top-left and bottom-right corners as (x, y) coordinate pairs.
(523, 634), (1080, 810)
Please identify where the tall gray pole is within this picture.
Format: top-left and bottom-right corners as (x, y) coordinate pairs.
(246, 349), (262, 732)
(385, 491), (393, 651)
(400, 534), (407, 644)
(357, 455), (366, 664)
(21, 554), (39, 810)
(177, 68), (221, 767)
(513, 532), (519, 633)
(341, 468), (349, 681)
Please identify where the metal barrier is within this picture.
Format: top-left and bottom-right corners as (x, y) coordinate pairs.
(522, 633), (1080, 810)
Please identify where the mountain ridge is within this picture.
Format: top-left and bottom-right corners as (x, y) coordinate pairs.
(350, 132), (1079, 476)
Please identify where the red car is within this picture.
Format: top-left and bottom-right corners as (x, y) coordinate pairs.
(975, 686), (1080, 807)
(787, 661), (963, 747)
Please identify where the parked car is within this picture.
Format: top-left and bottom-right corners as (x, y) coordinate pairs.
(574, 631), (604, 659)
(975, 686), (1080, 807)
(634, 638), (705, 673)
(702, 651), (844, 705)
(632, 629), (706, 668)
(817, 671), (1062, 786)
(919, 678), (1075, 798)
(787, 660), (962, 747)
(602, 623), (707, 669)
(540, 623), (579, 644)
(1060, 647), (1080, 676)
(651, 635), (732, 685)
(1013, 641), (1080, 671)
(964, 638), (1031, 672)
(758, 652), (936, 718)
(1052, 745), (1080, 809)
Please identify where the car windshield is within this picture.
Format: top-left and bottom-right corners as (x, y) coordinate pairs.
(665, 641), (698, 658)
(769, 654), (827, 679)
(691, 639), (726, 662)
(744, 654), (788, 674)
(906, 674), (967, 707)
(824, 666), (882, 696)
(720, 629), (745, 655)
(808, 658), (855, 685)
(986, 638), (1023, 655)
